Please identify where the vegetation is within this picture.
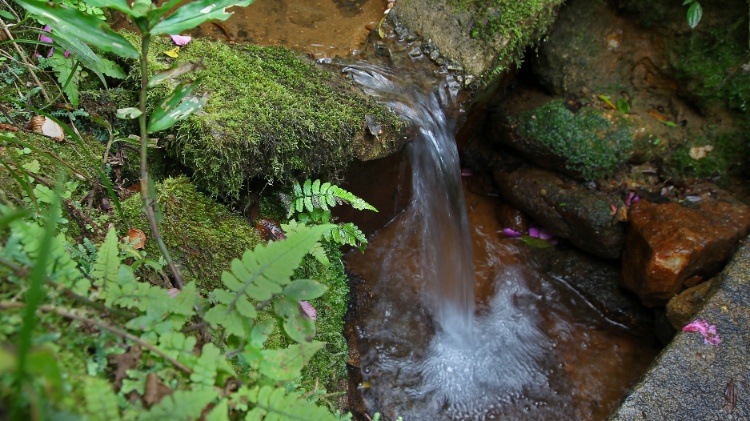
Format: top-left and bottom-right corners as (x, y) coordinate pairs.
(513, 99), (635, 180)
(0, 0), (380, 418)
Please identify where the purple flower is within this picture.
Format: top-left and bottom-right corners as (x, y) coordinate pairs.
(625, 191), (640, 206)
(501, 228), (522, 237)
(170, 34), (192, 46)
(683, 319), (721, 345)
(299, 300), (317, 320)
(38, 25), (69, 58)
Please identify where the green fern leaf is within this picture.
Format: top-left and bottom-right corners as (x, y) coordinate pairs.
(92, 228), (120, 287)
(139, 387), (218, 421)
(206, 225), (333, 338)
(244, 385), (338, 421)
(258, 341), (324, 381)
(287, 179), (377, 217)
(190, 343), (225, 386)
(205, 398), (229, 421)
(84, 377), (121, 421)
(283, 279), (327, 301)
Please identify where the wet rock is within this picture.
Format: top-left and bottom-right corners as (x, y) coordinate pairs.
(388, 0), (563, 87)
(666, 277), (717, 330)
(610, 236), (750, 420)
(488, 95), (662, 181)
(533, 246), (653, 331)
(493, 167), (626, 259)
(621, 199), (750, 307)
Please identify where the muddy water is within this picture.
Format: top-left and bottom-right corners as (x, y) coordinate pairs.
(188, 0), (389, 59)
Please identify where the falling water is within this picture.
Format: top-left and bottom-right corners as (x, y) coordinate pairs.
(341, 63), (560, 419)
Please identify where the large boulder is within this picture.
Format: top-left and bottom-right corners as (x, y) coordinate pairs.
(493, 167), (626, 258)
(621, 199), (750, 307)
(133, 35), (407, 200)
(388, 0), (563, 88)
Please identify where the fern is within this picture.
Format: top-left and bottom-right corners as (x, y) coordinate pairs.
(204, 224), (334, 340)
(92, 229), (120, 287)
(287, 179), (377, 217)
(84, 377), (121, 421)
(241, 385), (339, 421)
(139, 387), (219, 421)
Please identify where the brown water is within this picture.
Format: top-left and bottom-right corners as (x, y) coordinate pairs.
(188, 0), (389, 59)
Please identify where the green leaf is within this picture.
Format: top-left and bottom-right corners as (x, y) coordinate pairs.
(15, 0), (139, 59)
(92, 228), (121, 287)
(616, 97), (630, 114)
(249, 319), (276, 349)
(139, 387), (218, 421)
(686, 2), (702, 28)
(0, 9), (16, 20)
(147, 80), (208, 133)
(518, 235), (555, 249)
(27, 348), (63, 400)
(283, 279), (327, 300)
(259, 341), (324, 381)
(287, 179), (377, 217)
(244, 385), (338, 420)
(117, 107), (143, 120)
(148, 61), (207, 88)
(151, 0), (255, 35)
(204, 399), (229, 421)
(274, 297), (315, 343)
(85, 377), (121, 421)
(84, 0), (133, 16)
(190, 343), (221, 386)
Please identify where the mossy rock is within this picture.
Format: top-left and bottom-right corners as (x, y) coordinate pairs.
(389, 0), (563, 86)
(121, 176), (261, 291)
(499, 99), (641, 180)
(128, 35), (406, 200)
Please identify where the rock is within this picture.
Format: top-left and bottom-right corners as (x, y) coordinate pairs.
(666, 277), (717, 330)
(533, 246), (653, 331)
(621, 199), (750, 307)
(493, 167), (626, 258)
(388, 0), (563, 87)
(610, 236), (750, 420)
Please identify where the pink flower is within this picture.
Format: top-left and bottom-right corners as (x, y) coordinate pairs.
(166, 288), (180, 298)
(683, 319), (721, 345)
(38, 25), (69, 58)
(170, 34), (192, 46)
(299, 300), (317, 320)
(501, 228), (522, 237)
(625, 191), (640, 206)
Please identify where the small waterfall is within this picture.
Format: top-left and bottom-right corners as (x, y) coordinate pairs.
(342, 63), (559, 420)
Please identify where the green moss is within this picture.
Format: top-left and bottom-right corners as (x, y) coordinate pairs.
(121, 176), (260, 291)
(514, 99), (635, 180)
(666, 129), (748, 179)
(671, 10), (750, 113)
(127, 35), (403, 200)
(449, 0), (561, 74)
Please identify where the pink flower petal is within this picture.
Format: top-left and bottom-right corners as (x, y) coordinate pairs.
(299, 300), (317, 320)
(501, 228), (522, 237)
(683, 319), (721, 345)
(166, 288), (180, 298)
(537, 228), (554, 241)
(528, 227), (540, 238)
(170, 34), (192, 46)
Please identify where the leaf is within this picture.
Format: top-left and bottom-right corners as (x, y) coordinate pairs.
(204, 398), (229, 421)
(287, 179), (377, 217)
(148, 61), (207, 87)
(274, 296), (315, 343)
(139, 387), (218, 421)
(163, 46), (180, 58)
(283, 279), (327, 300)
(147, 80), (208, 133)
(92, 228), (121, 287)
(616, 97), (630, 114)
(258, 341), (325, 381)
(151, 0), (255, 35)
(597, 94), (616, 109)
(190, 343), (221, 386)
(687, 2), (702, 29)
(0, 9), (16, 20)
(85, 377), (121, 421)
(84, 0), (133, 16)
(249, 319), (276, 348)
(15, 0), (139, 59)
(244, 385), (338, 421)
(117, 107), (143, 120)
(518, 235), (555, 249)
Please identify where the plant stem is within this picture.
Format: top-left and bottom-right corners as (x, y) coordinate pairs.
(137, 34), (184, 289)
(0, 18), (52, 103)
(0, 302), (193, 375)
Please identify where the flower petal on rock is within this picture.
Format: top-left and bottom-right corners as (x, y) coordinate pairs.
(683, 319), (721, 345)
(501, 228), (522, 237)
(170, 34), (192, 46)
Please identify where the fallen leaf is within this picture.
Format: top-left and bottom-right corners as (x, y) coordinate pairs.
(25, 116), (64, 141)
(107, 345), (142, 390)
(163, 46), (180, 58)
(0, 123), (18, 132)
(689, 145), (713, 160)
(143, 372), (173, 408)
(125, 228), (146, 249)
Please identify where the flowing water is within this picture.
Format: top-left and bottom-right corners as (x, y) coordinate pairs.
(342, 63), (658, 420)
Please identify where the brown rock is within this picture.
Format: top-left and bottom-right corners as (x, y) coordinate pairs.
(665, 277), (716, 330)
(621, 200), (750, 306)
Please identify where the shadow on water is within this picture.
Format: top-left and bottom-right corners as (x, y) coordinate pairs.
(342, 63), (659, 420)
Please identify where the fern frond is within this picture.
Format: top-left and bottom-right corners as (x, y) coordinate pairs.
(258, 341), (325, 381)
(92, 228), (120, 287)
(139, 387), (218, 421)
(84, 377), (121, 421)
(287, 179), (377, 217)
(324, 222), (368, 252)
(281, 220), (329, 266)
(242, 385), (339, 421)
(204, 224), (334, 339)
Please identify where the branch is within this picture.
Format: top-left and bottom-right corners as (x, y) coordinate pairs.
(0, 302), (193, 375)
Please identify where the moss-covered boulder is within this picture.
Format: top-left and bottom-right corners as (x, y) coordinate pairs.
(389, 0), (563, 87)
(136, 36), (406, 200)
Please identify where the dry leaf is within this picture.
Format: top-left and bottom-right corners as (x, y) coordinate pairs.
(107, 345), (142, 390)
(163, 46), (180, 58)
(0, 123), (18, 132)
(125, 228), (146, 249)
(143, 372), (173, 408)
(26, 116), (64, 140)
(689, 145), (713, 160)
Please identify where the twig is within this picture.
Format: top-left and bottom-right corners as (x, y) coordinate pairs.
(0, 18), (52, 103)
(0, 301), (193, 375)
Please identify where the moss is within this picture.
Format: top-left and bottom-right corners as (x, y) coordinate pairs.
(125, 34), (404, 200)
(514, 99), (635, 180)
(666, 129), (748, 179)
(449, 0), (562, 75)
(121, 176), (260, 291)
(670, 5), (750, 113)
